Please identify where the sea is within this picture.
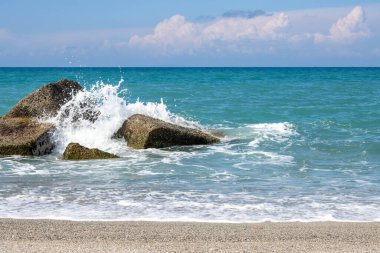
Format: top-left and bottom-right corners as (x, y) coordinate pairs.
(0, 67), (379, 222)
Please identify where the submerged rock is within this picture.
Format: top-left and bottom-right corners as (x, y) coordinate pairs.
(0, 118), (54, 156)
(62, 143), (119, 160)
(116, 114), (220, 149)
(4, 79), (82, 119)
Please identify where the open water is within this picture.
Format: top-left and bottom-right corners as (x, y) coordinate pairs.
(0, 67), (379, 222)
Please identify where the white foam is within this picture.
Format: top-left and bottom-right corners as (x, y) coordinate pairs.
(3, 80), (379, 223)
(247, 122), (298, 148)
(44, 79), (199, 154)
(212, 122), (298, 168)
(210, 171), (238, 182)
(136, 169), (172, 176)
(1, 160), (50, 175)
(1, 185), (380, 222)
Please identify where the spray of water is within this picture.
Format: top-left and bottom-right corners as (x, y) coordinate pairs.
(45, 79), (199, 155)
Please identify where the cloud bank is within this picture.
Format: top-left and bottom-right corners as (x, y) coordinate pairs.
(129, 12), (289, 54)
(0, 4), (379, 66)
(129, 6), (372, 54)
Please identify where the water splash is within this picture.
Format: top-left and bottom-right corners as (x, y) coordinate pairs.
(45, 79), (199, 154)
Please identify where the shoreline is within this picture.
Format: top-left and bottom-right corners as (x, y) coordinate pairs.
(1, 219), (379, 252)
(1, 216), (380, 223)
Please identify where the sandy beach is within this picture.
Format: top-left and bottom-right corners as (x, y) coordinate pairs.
(0, 219), (379, 252)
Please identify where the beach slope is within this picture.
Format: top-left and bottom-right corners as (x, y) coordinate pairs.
(0, 219), (379, 252)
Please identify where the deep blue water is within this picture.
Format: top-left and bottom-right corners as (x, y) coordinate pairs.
(0, 67), (379, 222)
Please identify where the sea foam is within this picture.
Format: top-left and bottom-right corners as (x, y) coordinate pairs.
(45, 79), (198, 154)
(2, 70), (377, 223)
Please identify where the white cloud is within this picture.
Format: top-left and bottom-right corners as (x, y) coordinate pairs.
(203, 13), (288, 41)
(129, 13), (289, 54)
(129, 5), (374, 55)
(1, 4), (379, 66)
(314, 6), (371, 43)
(129, 15), (200, 54)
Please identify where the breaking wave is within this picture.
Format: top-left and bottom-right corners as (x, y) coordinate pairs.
(45, 79), (200, 155)
(5, 78), (369, 223)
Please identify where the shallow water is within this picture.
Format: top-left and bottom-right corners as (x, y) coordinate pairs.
(0, 67), (380, 222)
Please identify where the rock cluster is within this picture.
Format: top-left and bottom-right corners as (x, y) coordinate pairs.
(0, 79), (81, 156)
(1, 79), (220, 159)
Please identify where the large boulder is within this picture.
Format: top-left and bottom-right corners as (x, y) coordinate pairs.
(116, 114), (220, 149)
(4, 79), (82, 119)
(0, 118), (54, 156)
(62, 143), (119, 160)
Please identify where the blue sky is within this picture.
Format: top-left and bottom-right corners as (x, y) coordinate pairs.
(0, 0), (379, 66)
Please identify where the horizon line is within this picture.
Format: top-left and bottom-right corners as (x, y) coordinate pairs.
(1, 66), (380, 68)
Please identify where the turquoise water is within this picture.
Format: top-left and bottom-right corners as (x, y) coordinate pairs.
(0, 67), (379, 222)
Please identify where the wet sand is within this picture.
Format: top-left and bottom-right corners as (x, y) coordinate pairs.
(0, 219), (379, 252)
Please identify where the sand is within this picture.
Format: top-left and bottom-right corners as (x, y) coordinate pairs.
(0, 219), (379, 252)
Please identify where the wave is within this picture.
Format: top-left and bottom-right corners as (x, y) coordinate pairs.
(42, 79), (298, 159)
(44, 79), (200, 155)
(1, 188), (379, 222)
(6, 79), (372, 223)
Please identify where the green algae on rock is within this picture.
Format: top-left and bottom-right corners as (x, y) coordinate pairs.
(62, 143), (119, 160)
(0, 117), (54, 156)
(116, 114), (220, 149)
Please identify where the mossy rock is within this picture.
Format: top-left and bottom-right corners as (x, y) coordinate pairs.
(115, 114), (220, 149)
(62, 143), (119, 160)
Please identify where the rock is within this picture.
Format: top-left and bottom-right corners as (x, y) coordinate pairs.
(62, 143), (119, 160)
(116, 114), (220, 149)
(0, 118), (54, 156)
(4, 79), (82, 119)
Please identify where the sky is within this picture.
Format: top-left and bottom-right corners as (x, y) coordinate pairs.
(0, 0), (380, 67)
